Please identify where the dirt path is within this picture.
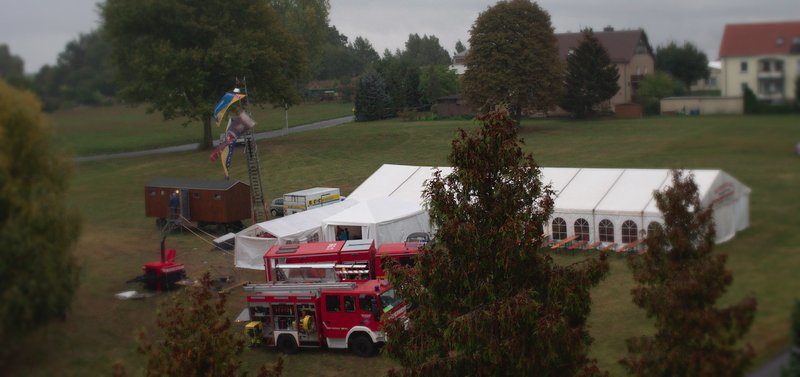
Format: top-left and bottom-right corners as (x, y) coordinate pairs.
(75, 115), (354, 163)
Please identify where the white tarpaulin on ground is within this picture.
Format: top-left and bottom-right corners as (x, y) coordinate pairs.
(321, 197), (430, 246)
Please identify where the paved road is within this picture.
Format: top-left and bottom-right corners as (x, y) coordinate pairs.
(75, 115), (354, 163)
(749, 349), (790, 377)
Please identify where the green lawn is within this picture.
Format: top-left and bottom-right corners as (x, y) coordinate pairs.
(49, 101), (353, 156)
(13, 113), (800, 376)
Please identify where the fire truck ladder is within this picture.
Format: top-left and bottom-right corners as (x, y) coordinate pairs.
(244, 281), (357, 294)
(243, 128), (267, 223)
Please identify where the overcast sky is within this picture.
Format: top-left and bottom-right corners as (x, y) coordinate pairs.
(1, 0), (798, 73)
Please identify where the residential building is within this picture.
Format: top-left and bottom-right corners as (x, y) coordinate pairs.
(719, 21), (800, 103)
(556, 27), (654, 106)
(690, 61), (722, 92)
(449, 50), (466, 75)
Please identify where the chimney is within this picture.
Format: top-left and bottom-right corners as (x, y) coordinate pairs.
(603, 26), (614, 32)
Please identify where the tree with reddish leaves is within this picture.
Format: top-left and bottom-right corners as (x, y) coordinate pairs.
(137, 273), (283, 377)
(621, 170), (757, 376)
(383, 106), (609, 376)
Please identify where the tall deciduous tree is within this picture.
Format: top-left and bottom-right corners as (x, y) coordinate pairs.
(621, 170), (757, 377)
(34, 29), (116, 110)
(0, 80), (81, 349)
(384, 106), (609, 376)
(454, 40), (466, 54)
(376, 54), (420, 112)
(102, 0), (306, 149)
(0, 44), (24, 79)
(462, 0), (563, 123)
(655, 41), (709, 91)
(354, 70), (389, 121)
(561, 29), (620, 118)
(352, 37), (380, 69)
(0, 44), (30, 89)
(138, 273), (283, 376)
(402, 34), (452, 67)
(419, 65), (459, 105)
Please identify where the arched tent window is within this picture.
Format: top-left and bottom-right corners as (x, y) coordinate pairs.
(574, 219), (590, 241)
(621, 220), (638, 243)
(599, 219), (614, 242)
(647, 222), (663, 238)
(551, 217), (567, 240)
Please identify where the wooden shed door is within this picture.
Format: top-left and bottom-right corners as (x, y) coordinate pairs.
(180, 190), (190, 219)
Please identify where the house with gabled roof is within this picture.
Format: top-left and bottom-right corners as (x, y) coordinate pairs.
(556, 27), (654, 107)
(719, 21), (800, 103)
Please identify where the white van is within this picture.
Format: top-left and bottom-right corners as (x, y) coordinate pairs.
(283, 187), (341, 215)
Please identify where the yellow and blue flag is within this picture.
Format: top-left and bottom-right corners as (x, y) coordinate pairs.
(213, 92), (246, 127)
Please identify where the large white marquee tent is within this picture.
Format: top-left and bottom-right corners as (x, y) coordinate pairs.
(234, 164), (750, 270)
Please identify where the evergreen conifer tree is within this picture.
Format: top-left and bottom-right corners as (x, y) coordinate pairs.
(354, 70), (390, 121)
(384, 105), (609, 376)
(621, 170), (757, 377)
(561, 29), (620, 118)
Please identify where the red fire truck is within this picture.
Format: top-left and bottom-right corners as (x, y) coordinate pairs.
(263, 240), (421, 282)
(263, 239), (376, 282)
(373, 241), (420, 279)
(243, 279), (404, 357)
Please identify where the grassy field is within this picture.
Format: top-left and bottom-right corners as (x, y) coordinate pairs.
(50, 101), (353, 156)
(12, 113), (800, 376)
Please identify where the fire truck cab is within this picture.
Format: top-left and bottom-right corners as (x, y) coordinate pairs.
(374, 241), (422, 279)
(244, 280), (403, 357)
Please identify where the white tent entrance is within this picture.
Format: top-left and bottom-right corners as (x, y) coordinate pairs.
(322, 197), (430, 246)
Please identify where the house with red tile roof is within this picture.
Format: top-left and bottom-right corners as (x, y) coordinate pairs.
(719, 21), (800, 102)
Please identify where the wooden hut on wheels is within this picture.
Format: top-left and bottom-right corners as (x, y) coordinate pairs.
(145, 178), (251, 232)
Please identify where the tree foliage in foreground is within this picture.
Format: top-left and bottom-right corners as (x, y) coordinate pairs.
(138, 273), (283, 377)
(102, 0), (306, 149)
(384, 106), (609, 376)
(462, 0), (563, 123)
(621, 170), (757, 377)
(561, 29), (620, 118)
(0, 80), (81, 347)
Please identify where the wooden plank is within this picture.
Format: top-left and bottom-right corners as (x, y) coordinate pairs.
(550, 235), (579, 250)
(568, 240), (588, 250)
(617, 239), (645, 253)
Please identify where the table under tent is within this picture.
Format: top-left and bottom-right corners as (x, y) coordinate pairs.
(233, 164), (750, 269)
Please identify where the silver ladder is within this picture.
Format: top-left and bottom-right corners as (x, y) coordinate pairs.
(244, 281), (358, 294)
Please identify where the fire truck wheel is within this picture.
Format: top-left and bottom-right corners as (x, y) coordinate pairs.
(349, 334), (376, 357)
(277, 334), (299, 355)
